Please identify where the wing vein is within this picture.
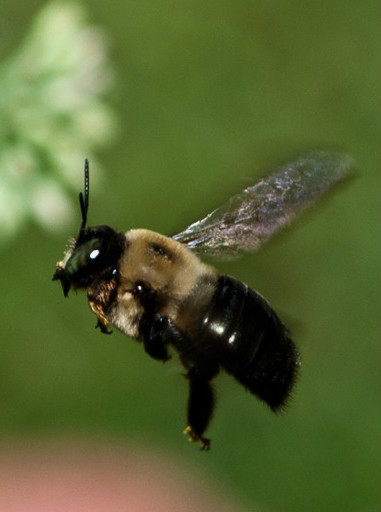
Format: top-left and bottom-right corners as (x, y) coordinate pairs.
(172, 151), (353, 259)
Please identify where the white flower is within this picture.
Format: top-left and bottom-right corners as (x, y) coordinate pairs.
(0, 1), (117, 245)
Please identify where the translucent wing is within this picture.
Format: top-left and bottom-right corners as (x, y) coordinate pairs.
(172, 151), (353, 258)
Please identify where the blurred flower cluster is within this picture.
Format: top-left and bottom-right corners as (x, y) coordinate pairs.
(0, 1), (117, 245)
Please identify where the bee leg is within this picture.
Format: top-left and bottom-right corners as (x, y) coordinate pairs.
(184, 364), (218, 450)
(95, 318), (112, 335)
(140, 313), (177, 362)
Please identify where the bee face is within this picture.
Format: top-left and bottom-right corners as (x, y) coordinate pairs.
(53, 225), (125, 297)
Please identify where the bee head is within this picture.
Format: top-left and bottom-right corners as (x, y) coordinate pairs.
(52, 160), (125, 297)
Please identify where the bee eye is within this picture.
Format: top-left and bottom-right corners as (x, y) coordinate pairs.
(65, 238), (103, 275)
(89, 248), (100, 260)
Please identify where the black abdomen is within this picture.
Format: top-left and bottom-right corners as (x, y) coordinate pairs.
(202, 276), (299, 410)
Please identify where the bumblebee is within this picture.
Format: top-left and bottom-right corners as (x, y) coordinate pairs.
(53, 152), (351, 449)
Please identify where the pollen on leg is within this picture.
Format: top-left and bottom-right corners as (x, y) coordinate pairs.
(183, 426), (210, 451)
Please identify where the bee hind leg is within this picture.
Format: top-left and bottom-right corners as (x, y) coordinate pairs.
(184, 364), (219, 450)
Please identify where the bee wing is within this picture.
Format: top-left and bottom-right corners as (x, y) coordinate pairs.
(172, 151), (353, 259)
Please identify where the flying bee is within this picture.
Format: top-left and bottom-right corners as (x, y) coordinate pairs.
(53, 151), (352, 449)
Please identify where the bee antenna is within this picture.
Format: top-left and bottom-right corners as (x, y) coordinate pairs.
(79, 158), (90, 234)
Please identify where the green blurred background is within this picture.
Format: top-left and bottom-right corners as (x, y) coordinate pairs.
(0, 1), (380, 511)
